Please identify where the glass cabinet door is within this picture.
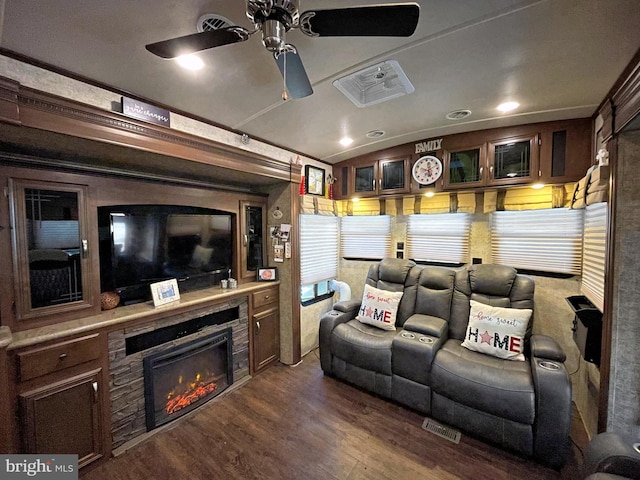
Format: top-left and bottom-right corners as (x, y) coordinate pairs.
(489, 134), (539, 184)
(444, 146), (484, 188)
(354, 164), (376, 194)
(11, 179), (93, 320)
(380, 158), (408, 193)
(240, 201), (266, 280)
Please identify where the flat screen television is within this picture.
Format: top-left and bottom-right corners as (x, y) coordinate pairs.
(98, 205), (234, 305)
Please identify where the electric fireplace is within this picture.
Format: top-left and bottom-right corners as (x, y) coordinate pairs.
(143, 328), (233, 430)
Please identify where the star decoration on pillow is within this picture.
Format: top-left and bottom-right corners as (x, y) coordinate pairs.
(480, 330), (492, 344)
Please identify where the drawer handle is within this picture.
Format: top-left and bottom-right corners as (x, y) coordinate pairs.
(256, 321), (261, 332)
(59, 353), (68, 360)
(264, 295), (270, 300)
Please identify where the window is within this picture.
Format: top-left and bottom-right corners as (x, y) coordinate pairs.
(300, 215), (338, 303)
(341, 215), (392, 259)
(491, 208), (584, 274)
(582, 203), (608, 311)
(406, 213), (470, 264)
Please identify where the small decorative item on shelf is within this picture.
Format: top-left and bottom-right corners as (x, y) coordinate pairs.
(100, 291), (120, 310)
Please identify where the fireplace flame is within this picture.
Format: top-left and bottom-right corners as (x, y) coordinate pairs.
(165, 374), (218, 415)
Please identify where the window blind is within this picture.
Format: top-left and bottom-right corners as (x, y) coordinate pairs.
(300, 215), (338, 285)
(406, 213), (470, 263)
(491, 208), (584, 274)
(341, 215), (392, 259)
(581, 203), (608, 311)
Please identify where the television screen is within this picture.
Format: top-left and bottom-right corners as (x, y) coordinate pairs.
(98, 205), (234, 304)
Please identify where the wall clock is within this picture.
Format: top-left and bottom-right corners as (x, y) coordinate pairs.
(412, 155), (443, 185)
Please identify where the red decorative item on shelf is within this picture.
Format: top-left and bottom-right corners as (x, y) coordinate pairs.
(299, 176), (306, 195)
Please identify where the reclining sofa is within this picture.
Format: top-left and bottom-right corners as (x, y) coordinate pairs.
(319, 258), (572, 469)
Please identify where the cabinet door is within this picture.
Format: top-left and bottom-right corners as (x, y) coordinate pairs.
(240, 201), (266, 280)
(252, 307), (279, 373)
(488, 134), (540, 185)
(10, 179), (94, 321)
(20, 369), (103, 469)
(379, 157), (409, 194)
(353, 163), (377, 196)
(443, 146), (485, 189)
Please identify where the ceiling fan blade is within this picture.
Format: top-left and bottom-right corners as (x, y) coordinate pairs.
(274, 48), (313, 99)
(145, 27), (249, 59)
(299, 3), (420, 37)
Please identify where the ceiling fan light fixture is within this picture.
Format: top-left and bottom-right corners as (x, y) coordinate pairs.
(333, 60), (414, 108)
(175, 54), (204, 70)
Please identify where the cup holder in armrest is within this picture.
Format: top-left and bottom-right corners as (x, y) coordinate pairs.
(634, 443), (640, 455)
(401, 331), (415, 339)
(329, 312), (340, 316)
(538, 360), (560, 371)
(419, 336), (434, 344)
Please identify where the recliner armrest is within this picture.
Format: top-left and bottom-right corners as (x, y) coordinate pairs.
(333, 299), (362, 314)
(403, 314), (448, 338)
(530, 334), (566, 362)
(585, 432), (640, 479)
(318, 304), (360, 374)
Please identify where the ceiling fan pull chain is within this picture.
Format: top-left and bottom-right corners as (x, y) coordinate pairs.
(282, 47), (289, 101)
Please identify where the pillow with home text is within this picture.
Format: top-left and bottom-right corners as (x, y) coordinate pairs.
(461, 300), (532, 361)
(355, 284), (404, 331)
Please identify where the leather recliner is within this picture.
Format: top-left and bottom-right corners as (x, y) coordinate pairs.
(319, 258), (572, 469)
(583, 432), (640, 480)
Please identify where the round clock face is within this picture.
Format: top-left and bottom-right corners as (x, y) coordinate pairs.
(412, 155), (443, 185)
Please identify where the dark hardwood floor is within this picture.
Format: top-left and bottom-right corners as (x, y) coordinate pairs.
(83, 350), (587, 480)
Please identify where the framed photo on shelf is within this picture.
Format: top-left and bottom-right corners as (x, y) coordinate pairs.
(305, 164), (326, 196)
(257, 267), (279, 282)
(150, 278), (180, 307)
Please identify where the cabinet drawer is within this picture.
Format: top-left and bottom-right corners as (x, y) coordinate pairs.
(18, 334), (101, 382)
(252, 287), (279, 309)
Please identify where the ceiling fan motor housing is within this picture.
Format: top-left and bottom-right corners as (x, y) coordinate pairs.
(246, 0), (300, 29)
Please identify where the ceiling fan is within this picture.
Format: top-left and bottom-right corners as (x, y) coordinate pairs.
(145, 1), (420, 99)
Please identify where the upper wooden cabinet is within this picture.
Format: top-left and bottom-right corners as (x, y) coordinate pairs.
(339, 156), (411, 199)
(9, 178), (96, 322)
(334, 119), (592, 197)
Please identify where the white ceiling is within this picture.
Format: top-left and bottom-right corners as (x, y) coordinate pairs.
(0, 0), (639, 164)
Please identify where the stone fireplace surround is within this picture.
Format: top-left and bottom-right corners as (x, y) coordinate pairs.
(107, 297), (249, 449)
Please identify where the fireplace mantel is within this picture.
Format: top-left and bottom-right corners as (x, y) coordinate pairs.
(5, 281), (278, 352)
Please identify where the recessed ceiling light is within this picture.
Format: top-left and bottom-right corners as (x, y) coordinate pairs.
(340, 137), (354, 147)
(445, 109), (472, 120)
(424, 191), (435, 198)
(175, 54), (204, 70)
(531, 183), (545, 189)
(497, 101), (519, 112)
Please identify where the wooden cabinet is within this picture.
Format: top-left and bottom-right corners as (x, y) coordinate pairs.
(250, 285), (280, 374)
(344, 156), (411, 198)
(240, 201), (267, 281)
(9, 178), (95, 322)
(16, 334), (105, 469)
(443, 133), (540, 189)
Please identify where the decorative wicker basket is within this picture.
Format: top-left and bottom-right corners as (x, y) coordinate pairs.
(100, 291), (120, 310)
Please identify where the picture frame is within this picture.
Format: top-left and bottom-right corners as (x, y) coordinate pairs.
(257, 266), (279, 282)
(305, 164), (326, 196)
(150, 278), (181, 307)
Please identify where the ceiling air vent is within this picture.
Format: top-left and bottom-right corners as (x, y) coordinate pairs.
(445, 109), (472, 120)
(197, 14), (234, 32)
(366, 130), (386, 138)
(333, 60), (415, 108)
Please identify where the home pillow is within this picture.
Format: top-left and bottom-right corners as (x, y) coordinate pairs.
(461, 300), (532, 361)
(356, 284), (404, 331)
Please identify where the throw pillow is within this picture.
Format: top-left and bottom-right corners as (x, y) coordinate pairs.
(461, 300), (532, 361)
(356, 284), (404, 331)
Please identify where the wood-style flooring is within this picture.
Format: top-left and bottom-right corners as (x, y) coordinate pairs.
(83, 350), (587, 480)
